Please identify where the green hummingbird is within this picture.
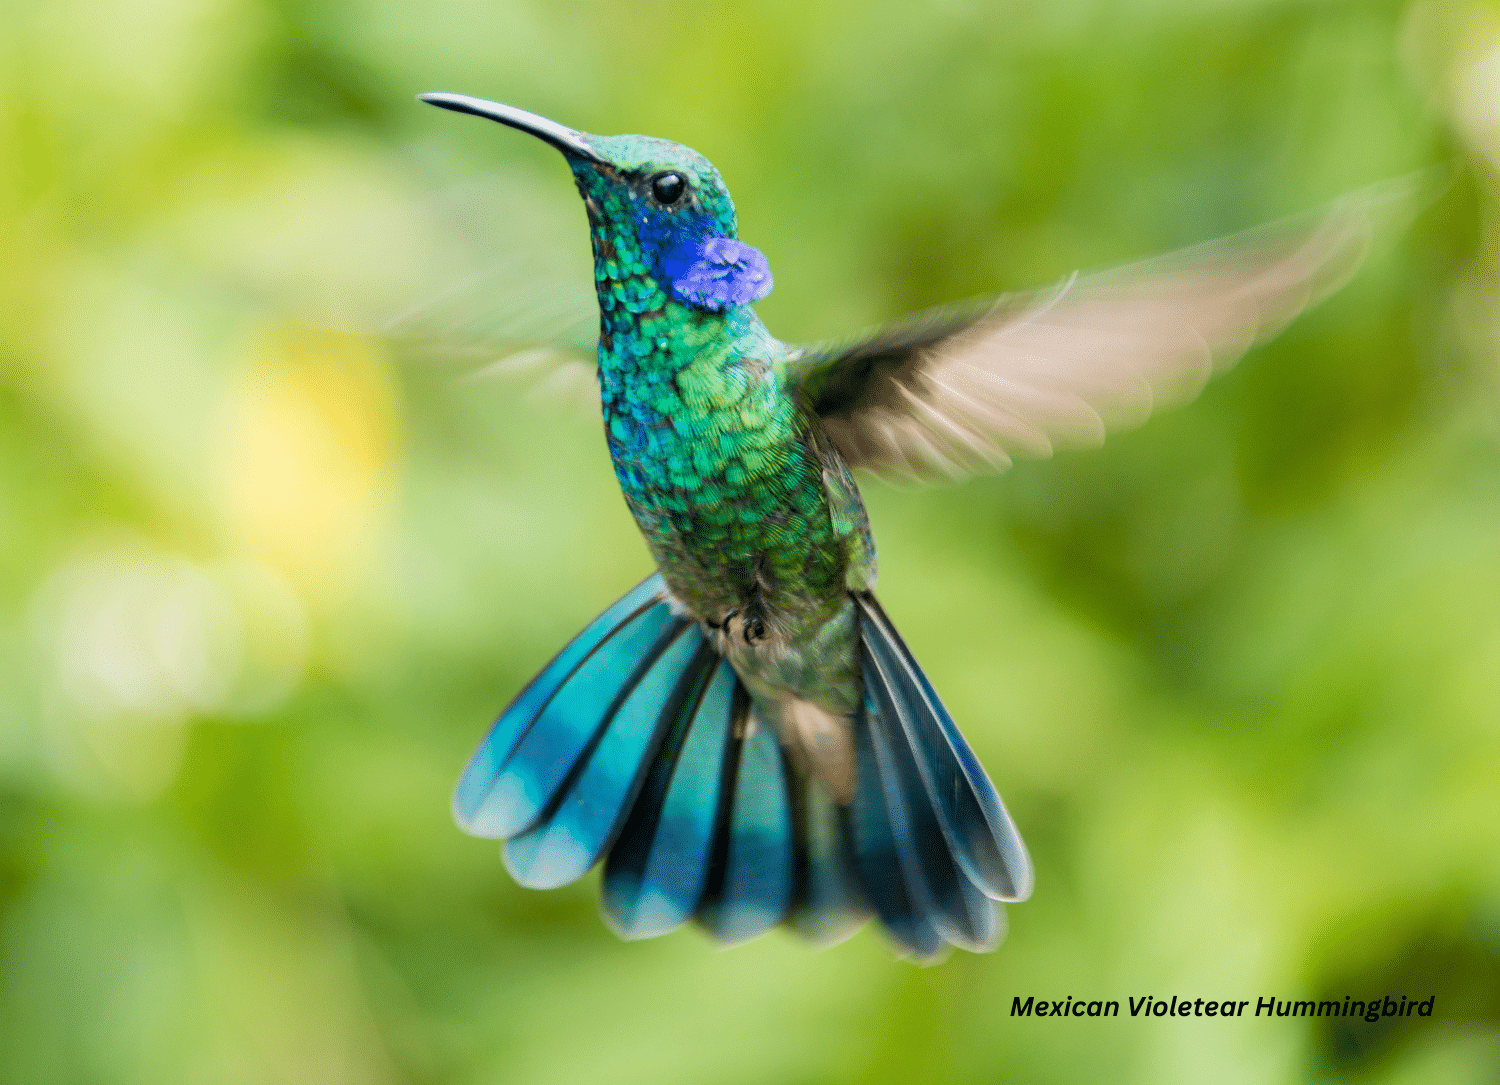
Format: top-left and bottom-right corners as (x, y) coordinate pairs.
(422, 92), (1379, 958)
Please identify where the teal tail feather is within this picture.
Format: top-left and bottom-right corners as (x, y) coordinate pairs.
(453, 575), (1033, 958)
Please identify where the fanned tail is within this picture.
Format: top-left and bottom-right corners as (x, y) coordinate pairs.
(454, 575), (1032, 958)
(850, 592), (1032, 959)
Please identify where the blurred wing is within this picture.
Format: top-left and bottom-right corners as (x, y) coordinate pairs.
(380, 253), (598, 370)
(307, 172), (602, 409)
(382, 259), (601, 411)
(789, 180), (1420, 484)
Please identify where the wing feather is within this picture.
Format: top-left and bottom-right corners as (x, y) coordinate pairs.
(791, 179), (1426, 483)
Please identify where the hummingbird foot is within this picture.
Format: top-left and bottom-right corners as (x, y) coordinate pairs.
(705, 603), (768, 644)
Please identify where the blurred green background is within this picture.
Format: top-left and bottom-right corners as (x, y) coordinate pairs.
(3, 0), (1499, 1082)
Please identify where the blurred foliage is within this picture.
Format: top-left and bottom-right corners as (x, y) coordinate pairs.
(2, 0), (1499, 1082)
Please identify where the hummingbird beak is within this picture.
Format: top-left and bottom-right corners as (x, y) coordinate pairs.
(418, 93), (606, 165)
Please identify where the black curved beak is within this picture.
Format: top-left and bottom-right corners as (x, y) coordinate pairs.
(418, 93), (605, 165)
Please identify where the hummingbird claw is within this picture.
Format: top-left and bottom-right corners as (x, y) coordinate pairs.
(707, 606), (765, 644)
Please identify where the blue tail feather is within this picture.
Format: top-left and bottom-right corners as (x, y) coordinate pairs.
(695, 712), (795, 944)
(457, 579), (1030, 958)
(453, 573), (669, 837)
(504, 621), (706, 890)
(601, 655), (736, 939)
(787, 778), (870, 947)
(862, 642), (999, 952)
(855, 594), (1033, 903)
(464, 599), (684, 839)
(849, 664), (945, 960)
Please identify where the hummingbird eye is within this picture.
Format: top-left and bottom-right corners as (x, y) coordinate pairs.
(651, 172), (686, 205)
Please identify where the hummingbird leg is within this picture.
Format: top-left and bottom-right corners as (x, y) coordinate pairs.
(741, 557), (771, 644)
(705, 604), (767, 644)
(707, 584), (769, 644)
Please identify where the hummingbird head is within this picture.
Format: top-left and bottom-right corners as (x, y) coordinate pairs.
(420, 94), (772, 313)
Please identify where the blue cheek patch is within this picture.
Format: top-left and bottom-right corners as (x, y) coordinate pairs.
(663, 236), (773, 311)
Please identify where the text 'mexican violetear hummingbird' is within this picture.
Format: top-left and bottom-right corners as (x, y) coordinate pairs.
(421, 91), (1380, 959)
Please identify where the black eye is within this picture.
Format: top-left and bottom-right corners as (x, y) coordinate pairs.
(651, 172), (685, 205)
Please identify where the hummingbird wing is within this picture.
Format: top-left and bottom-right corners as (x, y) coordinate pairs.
(380, 257), (602, 410)
(279, 171), (602, 408)
(787, 179), (1422, 484)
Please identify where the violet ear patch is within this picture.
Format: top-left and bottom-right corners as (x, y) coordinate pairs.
(664, 236), (773, 311)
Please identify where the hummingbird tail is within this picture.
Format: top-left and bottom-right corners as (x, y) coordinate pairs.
(451, 573), (703, 877)
(846, 593), (1033, 958)
(452, 574), (1031, 957)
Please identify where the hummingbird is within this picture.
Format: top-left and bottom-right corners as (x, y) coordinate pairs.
(421, 92), (1381, 958)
